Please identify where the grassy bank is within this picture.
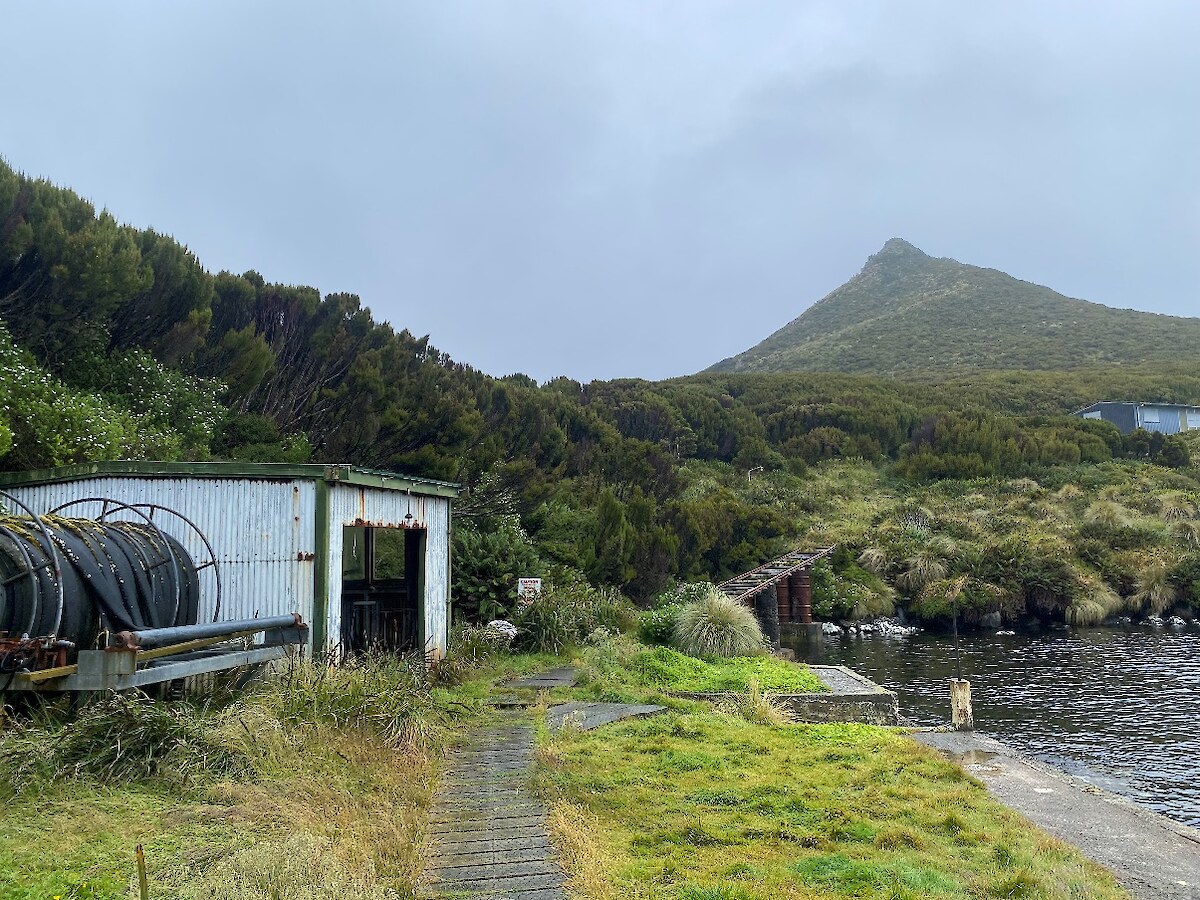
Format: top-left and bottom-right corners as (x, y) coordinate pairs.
(579, 642), (827, 697)
(685, 456), (1200, 627)
(535, 639), (1127, 900)
(2, 632), (1129, 900)
(0, 651), (556, 899)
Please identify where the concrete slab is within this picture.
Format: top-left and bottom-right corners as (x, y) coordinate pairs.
(675, 664), (899, 725)
(546, 701), (667, 731)
(914, 729), (1200, 900)
(506, 667), (577, 689)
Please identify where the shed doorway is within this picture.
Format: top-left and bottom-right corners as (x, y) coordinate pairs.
(340, 526), (426, 653)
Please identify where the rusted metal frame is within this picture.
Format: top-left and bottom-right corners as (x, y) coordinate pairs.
(6, 644), (291, 692)
(17, 620), (304, 684)
(718, 547), (836, 605)
(22, 663), (77, 684)
(717, 547), (832, 589)
(0, 461), (461, 499)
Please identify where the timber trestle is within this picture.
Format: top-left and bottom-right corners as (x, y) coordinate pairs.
(717, 547), (833, 624)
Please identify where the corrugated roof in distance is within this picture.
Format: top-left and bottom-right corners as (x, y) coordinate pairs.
(0, 461), (460, 498)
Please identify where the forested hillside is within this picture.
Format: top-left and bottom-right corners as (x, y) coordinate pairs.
(4, 159), (1200, 627)
(711, 238), (1200, 375)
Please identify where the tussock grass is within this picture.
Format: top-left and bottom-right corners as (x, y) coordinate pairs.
(715, 679), (795, 726)
(1066, 578), (1124, 626)
(547, 802), (621, 900)
(1171, 519), (1200, 548)
(856, 546), (890, 575)
(151, 833), (401, 900)
(266, 653), (437, 748)
(673, 588), (766, 658)
(1158, 492), (1196, 522)
(1, 692), (242, 796)
(0, 649), (509, 899)
(1130, 560), (1177, 615)
(895, 551), (948, 593)
(1086, 500), (1131, 528)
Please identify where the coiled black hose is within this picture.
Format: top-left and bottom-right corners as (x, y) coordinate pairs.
(0, 517), (198, 653)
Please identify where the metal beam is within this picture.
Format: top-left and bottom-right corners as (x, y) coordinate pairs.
(4, 645), (291, 693)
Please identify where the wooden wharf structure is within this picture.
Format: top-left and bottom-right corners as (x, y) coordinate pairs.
(717, 547), (834, 624)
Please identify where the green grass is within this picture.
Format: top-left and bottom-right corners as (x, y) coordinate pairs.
(571, 638), (827, 704)
(537, 711), (1128, 900)
(632, 647), (827, 694)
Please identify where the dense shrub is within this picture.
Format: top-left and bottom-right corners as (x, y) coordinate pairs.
(638, 603), (683, 645)
(452, 518), (542, 622)
(513, 568), (638, 652)
(1169, 555), (1200, 605)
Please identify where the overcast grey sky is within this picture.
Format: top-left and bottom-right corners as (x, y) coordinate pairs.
(5, 2), (1198, 381)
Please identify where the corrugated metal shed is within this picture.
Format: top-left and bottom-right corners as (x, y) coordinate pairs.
(0, 462), (458, 658)
(1075, 401), (1200, 436)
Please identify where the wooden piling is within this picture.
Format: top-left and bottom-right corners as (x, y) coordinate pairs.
(950, 678), (974, 731)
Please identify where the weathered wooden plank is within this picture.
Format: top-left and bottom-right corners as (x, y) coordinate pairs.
(418, 684), (574, 900)
(505, 667), (577, 689)
(425, 824), (549, 844)
(428, 833), (552, 856)
(441, 764), (531, 777)
(444, 771), (531, 784)
(421, 871), (565, 895)
(428, 804), (546, 824)
(440, 788), (530, 802)
(426, 814), (547, 835)
(422, 887), (565, 900)
(427, 858), (562, 881)
(427, 844), (552, 864)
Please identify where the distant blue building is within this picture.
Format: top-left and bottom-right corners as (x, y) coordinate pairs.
(1075, 401), (1200, 436)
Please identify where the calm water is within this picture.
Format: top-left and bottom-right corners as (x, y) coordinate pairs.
(785, 626), (1200, 827)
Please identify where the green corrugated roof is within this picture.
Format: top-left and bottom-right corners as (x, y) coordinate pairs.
(0, 461), (460, 498)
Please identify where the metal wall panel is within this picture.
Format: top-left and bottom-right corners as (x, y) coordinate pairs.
(1139, 406), (1181, 435)
(3, 476), (318, 643)
(1095, 402), (1138, 434)
(327, 484), (451, 658)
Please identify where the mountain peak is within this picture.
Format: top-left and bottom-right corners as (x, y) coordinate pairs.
(707, 242), (1200, 376)
(863, 238), (930, 274)
(879, 237), (925, 256)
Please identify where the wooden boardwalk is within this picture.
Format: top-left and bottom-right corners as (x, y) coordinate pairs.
(418, 668), (666, 898)
(419, 715), (566, 899)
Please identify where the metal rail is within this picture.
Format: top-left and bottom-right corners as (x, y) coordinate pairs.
(113, 613), (303, 650)
(717, 546), (835, 604)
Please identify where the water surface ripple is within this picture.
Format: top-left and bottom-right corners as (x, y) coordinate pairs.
(791, 627), (1200, 826)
